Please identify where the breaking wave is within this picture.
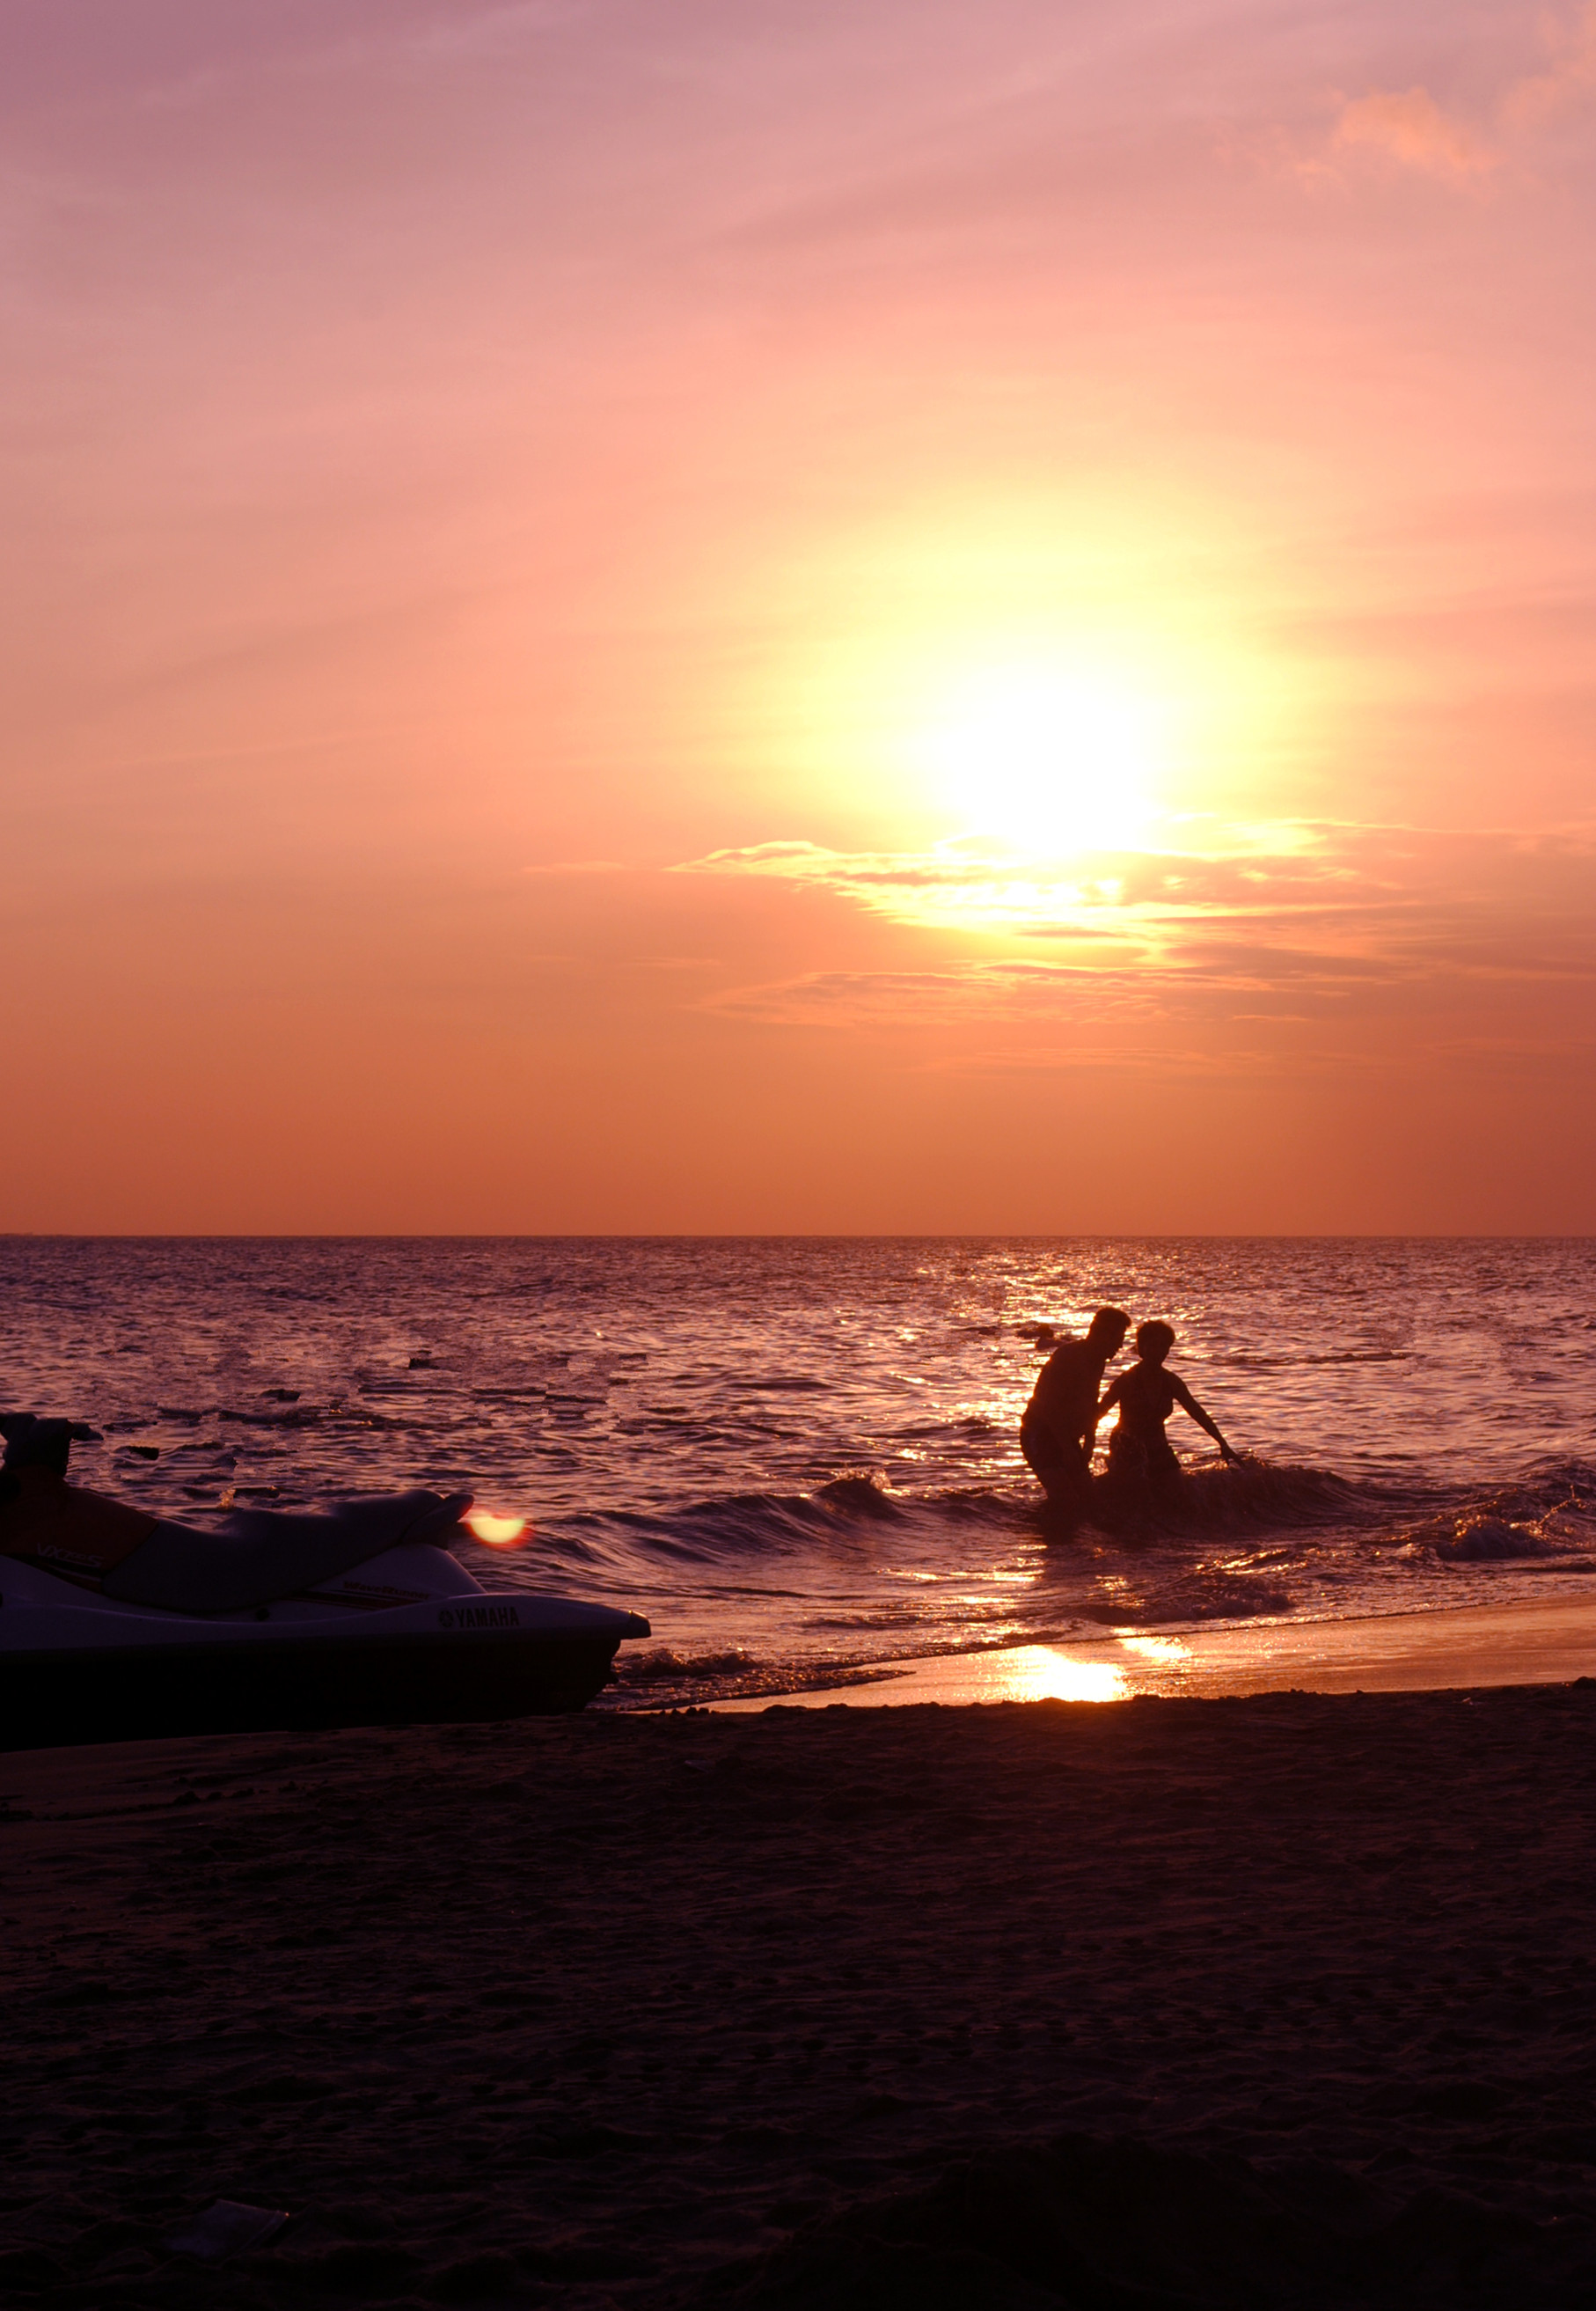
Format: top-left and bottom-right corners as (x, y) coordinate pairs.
(526, 1456), (1596, 1575)
(491, 1456), (1596, 1710)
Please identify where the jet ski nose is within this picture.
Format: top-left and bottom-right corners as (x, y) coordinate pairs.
(402, 1493), (475, 1543)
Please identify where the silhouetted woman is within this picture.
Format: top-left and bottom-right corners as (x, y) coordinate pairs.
(1096, 1321), (1236, 1486)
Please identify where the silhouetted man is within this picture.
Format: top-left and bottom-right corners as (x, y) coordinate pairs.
(1021, 1305), (1130, 1512)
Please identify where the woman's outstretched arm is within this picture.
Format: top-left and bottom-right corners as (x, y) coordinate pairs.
(1171, 1376), (1238, 1460)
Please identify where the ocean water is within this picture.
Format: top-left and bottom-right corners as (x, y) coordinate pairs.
(4, 1236), (1595, 1706)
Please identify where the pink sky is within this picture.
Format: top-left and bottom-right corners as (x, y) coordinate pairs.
(5, 0), (1595, 1229)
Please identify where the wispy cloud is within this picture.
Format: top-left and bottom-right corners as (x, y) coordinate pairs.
(678, 836), (1154, 938)
(1506, 2), (1596, 127)
(676, 824), (1596, 1072)
(676, 827), (1401, 945)
(1330, 86), (1495, 181)
(1299, 5), (1596, 189)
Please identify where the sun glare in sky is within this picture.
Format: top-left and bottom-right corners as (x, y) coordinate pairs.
(917, 663), (1168, 855)
(6, 4), (1596, 1232)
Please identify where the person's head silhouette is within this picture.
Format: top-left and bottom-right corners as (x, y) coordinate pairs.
(1087, 1306), (1130, 1354)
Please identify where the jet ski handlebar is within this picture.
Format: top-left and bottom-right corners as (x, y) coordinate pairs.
(0, 1413), (103, 1492)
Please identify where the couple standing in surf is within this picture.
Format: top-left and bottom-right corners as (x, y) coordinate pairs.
(1021, 1305), (1238, 1516)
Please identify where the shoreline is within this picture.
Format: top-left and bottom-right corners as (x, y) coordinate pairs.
(707, 1590), (1596, 1711)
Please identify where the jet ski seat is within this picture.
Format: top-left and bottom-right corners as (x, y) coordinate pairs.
(102, 1491), (475, 1615)
(4, 1412), (473, 1616)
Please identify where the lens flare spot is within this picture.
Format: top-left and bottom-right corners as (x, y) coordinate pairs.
(465, 1511), (530, 1545)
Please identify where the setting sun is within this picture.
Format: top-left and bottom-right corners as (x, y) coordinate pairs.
(916, 664), (1168, 855)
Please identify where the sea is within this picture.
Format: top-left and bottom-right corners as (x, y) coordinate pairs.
(4, 1236), (1595, 1707)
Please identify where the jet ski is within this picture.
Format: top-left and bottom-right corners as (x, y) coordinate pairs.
(0, 1414), (650, 1752)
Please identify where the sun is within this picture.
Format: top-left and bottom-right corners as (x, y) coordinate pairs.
(917, 663), (1167, 855)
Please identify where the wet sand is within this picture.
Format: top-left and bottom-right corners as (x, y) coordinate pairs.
(5, 1684), (1596, 2307)
(711, 1594), (1596, 1711)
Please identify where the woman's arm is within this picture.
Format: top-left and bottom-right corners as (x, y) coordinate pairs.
(1171, 1376), (1237, 1460)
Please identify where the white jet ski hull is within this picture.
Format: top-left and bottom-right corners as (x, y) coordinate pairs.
(0, 1554), (650, 1752)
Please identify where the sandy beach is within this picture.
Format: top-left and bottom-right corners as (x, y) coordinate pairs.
(5, 1680), (1596, 2308)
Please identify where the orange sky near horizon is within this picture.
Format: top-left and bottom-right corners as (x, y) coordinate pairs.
(5, 0), (1596, 1232)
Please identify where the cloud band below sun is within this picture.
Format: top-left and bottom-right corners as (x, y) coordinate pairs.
(670, 824), (1596, 1070)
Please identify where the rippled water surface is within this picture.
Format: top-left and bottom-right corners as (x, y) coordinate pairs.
(4, 1237), (1595, 1703)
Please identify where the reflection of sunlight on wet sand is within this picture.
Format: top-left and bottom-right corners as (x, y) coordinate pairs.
(1117, 1634), (1190, 1666)
(988, 1647), (1130, 1703)
(707, 1603), (1596, 1713)
(970, 1635), (1190, 1701)
(711, 1632), (1202, 1712)
(708, 1640), (1151, 1712)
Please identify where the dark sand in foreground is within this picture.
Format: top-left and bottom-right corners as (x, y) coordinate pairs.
(5, 1686), (1596, 2307)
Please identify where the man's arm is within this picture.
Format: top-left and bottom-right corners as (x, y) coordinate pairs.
(1171, 1376), (1237, 1460)
(1093, 1374), (1124, 1434)
(1080, 1366), (1124, 1456)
